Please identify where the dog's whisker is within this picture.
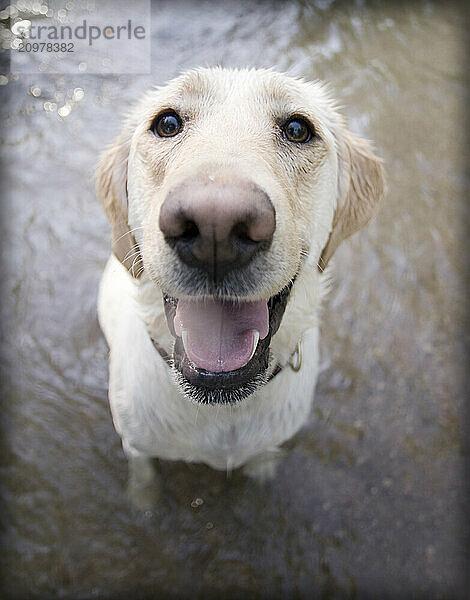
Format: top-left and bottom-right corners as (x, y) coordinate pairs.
(113, 226), (144, 245)
(129, 254), (142, 270)
(130, 255), (143, 277)
(122, 248), (142, 263)
(194, 402), (201, 425)
(132, 259), (144, 277)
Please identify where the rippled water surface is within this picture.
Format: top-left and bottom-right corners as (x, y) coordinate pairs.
(0, 1), (468, 598)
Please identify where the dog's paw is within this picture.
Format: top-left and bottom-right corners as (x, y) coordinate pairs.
(242, 448), (285, 484)
(126, 455), (162, 512)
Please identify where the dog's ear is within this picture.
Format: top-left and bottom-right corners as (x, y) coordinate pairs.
(96, 130), (142, 278)
(319, 127), (385, 271)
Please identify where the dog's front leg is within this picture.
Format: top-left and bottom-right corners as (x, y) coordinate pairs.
(242, 447), (285, 484)
(124, 445), (162, 511)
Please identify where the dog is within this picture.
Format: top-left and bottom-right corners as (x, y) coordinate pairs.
(96, 67), (385, 509)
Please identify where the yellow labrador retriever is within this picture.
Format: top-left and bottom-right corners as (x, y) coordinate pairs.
(97, 67), (385, 508)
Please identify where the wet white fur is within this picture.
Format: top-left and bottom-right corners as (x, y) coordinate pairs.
(96, 68), (384, 505)
(98, 253), (324, 473)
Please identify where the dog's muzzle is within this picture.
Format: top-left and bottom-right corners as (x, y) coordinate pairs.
(157, 174), (293, 404)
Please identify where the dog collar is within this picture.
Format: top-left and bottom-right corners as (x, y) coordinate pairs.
(150, 337), (302, 382)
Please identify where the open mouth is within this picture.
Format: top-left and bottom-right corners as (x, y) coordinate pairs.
(163, 283), (293, 404)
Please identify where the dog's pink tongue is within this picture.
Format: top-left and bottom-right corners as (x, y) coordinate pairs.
(174, 299), (269, 373)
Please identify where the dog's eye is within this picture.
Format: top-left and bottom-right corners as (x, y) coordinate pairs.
(283, 116), (313, 143)
(151, 111), (182, 138)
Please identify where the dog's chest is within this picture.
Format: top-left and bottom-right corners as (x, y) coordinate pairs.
(146, 402), (287, 470)
(122, 355), (317, 471)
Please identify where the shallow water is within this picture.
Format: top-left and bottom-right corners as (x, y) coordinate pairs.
(0, 1), (468, 598)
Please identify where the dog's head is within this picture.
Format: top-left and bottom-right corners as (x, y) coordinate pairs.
(97, 67), (385, 404)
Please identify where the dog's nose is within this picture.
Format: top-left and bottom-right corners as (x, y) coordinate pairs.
(159, 176), (276, 280)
